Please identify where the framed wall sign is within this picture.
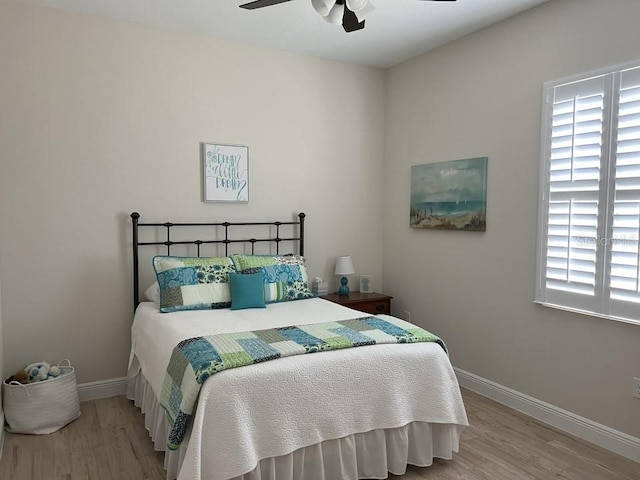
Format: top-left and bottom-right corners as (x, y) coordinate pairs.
(202, 143), (249, 203)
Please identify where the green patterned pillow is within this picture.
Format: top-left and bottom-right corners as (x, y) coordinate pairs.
(231, 254), (315, 303)
(153, 256), (236, 313)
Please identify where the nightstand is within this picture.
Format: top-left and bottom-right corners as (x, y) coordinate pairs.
(321, 292), (393, 315)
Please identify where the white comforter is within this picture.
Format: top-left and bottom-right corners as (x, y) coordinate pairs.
(128, 298), (468, 480)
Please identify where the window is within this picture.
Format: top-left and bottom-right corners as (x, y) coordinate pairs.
(536, 61), (640, 325)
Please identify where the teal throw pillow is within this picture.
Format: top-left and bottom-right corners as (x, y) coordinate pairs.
(229, 272), (266, 310)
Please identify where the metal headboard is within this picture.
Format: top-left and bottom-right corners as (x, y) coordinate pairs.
(130, 212), (306, 312)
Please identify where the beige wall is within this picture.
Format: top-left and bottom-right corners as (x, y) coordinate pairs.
(384, 0), (640, 438)
(0, 273), (4, 447)
(0, 1), (386, 382)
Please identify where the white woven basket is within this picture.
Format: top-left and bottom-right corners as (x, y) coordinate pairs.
(3, 359), (81, 434)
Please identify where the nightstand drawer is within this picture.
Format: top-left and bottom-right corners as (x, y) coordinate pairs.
(355, 300), (391, 315)
(320, 292), (393, 316)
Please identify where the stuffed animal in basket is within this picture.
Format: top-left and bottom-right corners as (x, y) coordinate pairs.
(5, 370), (30, 384)
(25, 361), (62, 382)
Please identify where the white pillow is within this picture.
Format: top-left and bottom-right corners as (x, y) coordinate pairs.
(144, 282), (161, 304)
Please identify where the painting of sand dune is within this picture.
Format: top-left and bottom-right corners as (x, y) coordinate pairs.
(410, 157), (488, 231)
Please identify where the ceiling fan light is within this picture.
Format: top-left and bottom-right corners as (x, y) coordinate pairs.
(350, 1), (375, 22)
(345, 0), (368, 13)
(324, 3), (344, 24)
(311, 0), (335, 17)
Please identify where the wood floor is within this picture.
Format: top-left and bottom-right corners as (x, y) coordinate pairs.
(1, 388), (638, 480)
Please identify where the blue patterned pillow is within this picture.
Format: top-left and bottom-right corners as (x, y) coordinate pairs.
(153, 256), (236, 313)
(231, 255), (315, 303)
(229, 272), (266, 310)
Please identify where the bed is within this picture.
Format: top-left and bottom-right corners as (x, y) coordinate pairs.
(126, 212), (468, 480)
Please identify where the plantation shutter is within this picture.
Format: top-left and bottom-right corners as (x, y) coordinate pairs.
(537, 76), (608, 311)
(537, 62), (640, 324)
(609, 66), (640, 317)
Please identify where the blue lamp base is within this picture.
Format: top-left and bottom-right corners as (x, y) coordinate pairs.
(338, 276), (350, 296)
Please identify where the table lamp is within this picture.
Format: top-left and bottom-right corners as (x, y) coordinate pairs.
(335, 256), (355, 297)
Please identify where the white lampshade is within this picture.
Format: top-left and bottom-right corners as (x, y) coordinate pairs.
(335, 256), (355, 276)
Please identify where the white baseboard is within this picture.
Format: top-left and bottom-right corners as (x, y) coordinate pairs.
(77, 377), (128, 402)
(454, 367), (640, 464)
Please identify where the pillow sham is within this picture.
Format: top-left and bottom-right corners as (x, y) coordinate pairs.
(229, 272), (266, 310)
(231, 254), (315, 303)
(153, 256), (236, 313)
(144, 282), (161, 304)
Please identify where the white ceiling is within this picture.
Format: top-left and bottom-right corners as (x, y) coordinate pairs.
(19, 0), (549, 68)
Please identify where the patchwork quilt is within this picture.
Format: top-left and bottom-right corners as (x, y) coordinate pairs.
(160, 316), (446, 450)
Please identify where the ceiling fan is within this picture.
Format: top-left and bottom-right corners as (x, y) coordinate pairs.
(239, 0), (457, 33)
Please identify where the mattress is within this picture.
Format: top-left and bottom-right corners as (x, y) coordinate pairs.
(127, 298), (468, 480)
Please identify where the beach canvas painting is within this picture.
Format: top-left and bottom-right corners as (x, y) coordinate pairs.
(410, 157), (488, 231)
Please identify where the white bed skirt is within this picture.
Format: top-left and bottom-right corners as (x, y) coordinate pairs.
(127, 372), (464, 480)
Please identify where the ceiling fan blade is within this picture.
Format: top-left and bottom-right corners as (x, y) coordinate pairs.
(239, 0), (294, 10)
(342, 6), (365, 32)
